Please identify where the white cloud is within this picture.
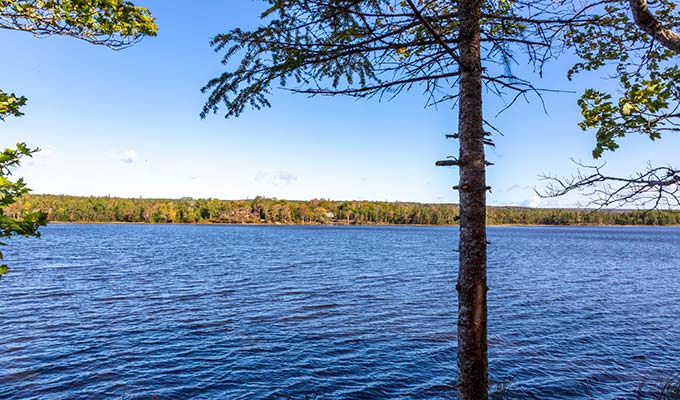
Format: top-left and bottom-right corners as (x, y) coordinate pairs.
(254, 171), (298, 186)
(521, 195), (542, 208)
(120, 150), (137, 164)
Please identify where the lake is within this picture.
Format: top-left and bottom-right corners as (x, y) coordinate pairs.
(1, 224), (678, 399)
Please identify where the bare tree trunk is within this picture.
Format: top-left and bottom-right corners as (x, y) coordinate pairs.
(456, 0), (488, 397)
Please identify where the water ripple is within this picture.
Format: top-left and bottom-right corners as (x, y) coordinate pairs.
(0, 224), (678, 399)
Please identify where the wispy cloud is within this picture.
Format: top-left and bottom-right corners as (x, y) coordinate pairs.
(120, 150), (137, 164)
(255, 171), (298, 186)
(503, 184), (533, 193)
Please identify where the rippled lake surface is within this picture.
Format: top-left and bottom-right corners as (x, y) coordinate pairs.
(1, 224), (679, 399)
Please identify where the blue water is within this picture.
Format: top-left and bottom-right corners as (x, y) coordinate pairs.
(0, 224), (678, 399)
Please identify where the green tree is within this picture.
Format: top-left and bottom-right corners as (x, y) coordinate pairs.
(0, 143), (46, 276)
(572, 0), (680, 158)
(0, 0), (157, 277)
(202, 1), (680, 397)
(200, 1), (554, 396)
(14, 193), (680, 226)
(543, 0), (680, 208)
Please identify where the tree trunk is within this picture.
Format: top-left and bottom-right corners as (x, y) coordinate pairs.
(456, 0), (488, 398)
(629, 0), (680, 53)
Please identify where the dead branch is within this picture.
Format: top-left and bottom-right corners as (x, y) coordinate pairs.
(539, 160), (680, 209)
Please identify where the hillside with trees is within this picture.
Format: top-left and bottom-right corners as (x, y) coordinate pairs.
(7, 194), (680, 226)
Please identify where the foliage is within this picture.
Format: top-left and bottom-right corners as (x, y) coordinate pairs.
(201, 0), (571, 119)
(9, 194), (680, 227)
(1, 0), (158, 118)
(202, 0), (680, 155)
(0, 0), (156, 277)
(0, 144), (47, 277)
(0, 0), (157, 48)
(200, 2), (680, 395)
(567, 0), (680, 158)
(0, 90), (27, 121)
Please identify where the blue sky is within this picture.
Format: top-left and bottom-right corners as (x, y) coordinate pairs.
(2, 1), (677, 206)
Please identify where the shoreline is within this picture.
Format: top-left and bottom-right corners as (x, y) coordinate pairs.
(45, 221), (680, 228)
(16, 194), (680, 227)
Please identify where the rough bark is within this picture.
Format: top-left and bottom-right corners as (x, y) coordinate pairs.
(629, 0), (680, 53)
(456, 0), (488, 398)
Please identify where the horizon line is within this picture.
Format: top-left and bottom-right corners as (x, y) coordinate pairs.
(26, 193), (667, 212)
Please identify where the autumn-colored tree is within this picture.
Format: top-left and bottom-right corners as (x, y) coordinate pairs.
(11, 193), (680, 226)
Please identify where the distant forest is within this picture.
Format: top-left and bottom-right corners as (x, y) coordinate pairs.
(6, 194), (680, 226)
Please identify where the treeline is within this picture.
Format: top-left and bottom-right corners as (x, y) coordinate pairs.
(5, 194), (680, 226)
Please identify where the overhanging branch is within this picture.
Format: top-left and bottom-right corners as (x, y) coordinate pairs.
(540, 160), (680, 209)
(629, 0), (680, 53)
